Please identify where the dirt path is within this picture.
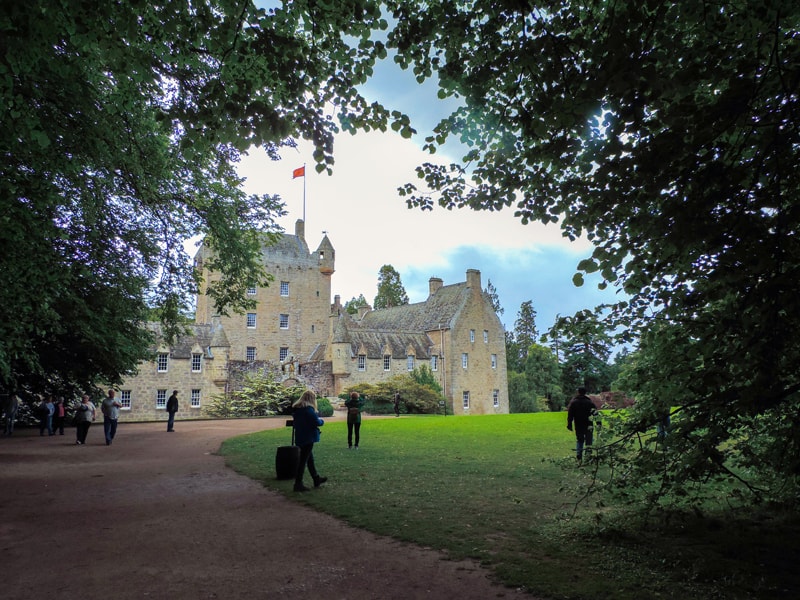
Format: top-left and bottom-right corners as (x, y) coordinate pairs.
(1, 418), (535, 599)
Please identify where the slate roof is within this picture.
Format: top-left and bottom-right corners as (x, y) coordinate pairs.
(332, 282), (471, 359)
(146, 322), (229, 358)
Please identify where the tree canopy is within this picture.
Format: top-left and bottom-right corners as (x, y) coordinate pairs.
(384, 0), (800, 504)
(373, 264), (409, 309)
(0, 0), (406, 393)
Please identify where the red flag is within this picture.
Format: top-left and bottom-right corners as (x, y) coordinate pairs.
(292, 166), (305, 179)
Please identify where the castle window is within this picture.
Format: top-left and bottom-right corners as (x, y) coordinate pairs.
(493, 389), (499, 407)
(430, 355), (438, 371)
(120, 390), (131, 410)
(246, 347), (256, 361)
(484, 330), (489, 343)
(157, 353), (169, 373)
(246, 313), (257, 328)
(247, 286), (257, 295)
(462, 391), (470, 410)
(280, 281), (289, 297)
(156, 389), (167, 410)
(462, 353), (469, 369)
(191, 353), (202, 373)
(491, 354), (497, 369)
(311, 324), (315, 334)
(191, 389), (201, 408)
(279, 314), (289, 329)
(470, 329), (475, 343)
(279, 347), (289, 361)
(406, 355), (415, 371)
(383, 355), (391, 371)
(358, 355), (366, 371)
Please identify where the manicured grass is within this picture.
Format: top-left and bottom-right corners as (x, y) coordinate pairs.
(221, 413), (800, 599)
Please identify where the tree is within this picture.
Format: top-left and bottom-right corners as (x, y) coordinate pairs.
(344, 294), (370, 315)
(1, 1), (407, 393)
(485, 279), (504, 315)
(550, 310), (614, 395)
(386, 0), (800, 503)
(523, 343), (562, 410)
(373, 264), (409, 309)
(512, 300), (538, 363)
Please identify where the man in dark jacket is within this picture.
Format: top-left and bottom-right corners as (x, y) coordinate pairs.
(166, 390), (179, 432)
(567, 387), (597, 461)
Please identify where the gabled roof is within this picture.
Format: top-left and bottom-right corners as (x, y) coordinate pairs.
(146, 322), (229, 358)
(331, 282), (473, 359)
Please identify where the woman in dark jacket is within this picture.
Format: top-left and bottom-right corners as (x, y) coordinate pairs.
(292, 390), (327, 492)
(345, 391), (364, 449)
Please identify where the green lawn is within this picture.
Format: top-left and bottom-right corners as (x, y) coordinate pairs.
(220, 413), (799, 599)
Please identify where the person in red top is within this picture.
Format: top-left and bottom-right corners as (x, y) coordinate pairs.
(567, 387), (598, 462)
(52, 397), (66, 435)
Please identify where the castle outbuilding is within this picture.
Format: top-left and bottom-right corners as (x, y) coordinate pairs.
(117, 220), (508, 421)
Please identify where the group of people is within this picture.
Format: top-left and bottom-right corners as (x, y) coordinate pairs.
(66, 390), (124, 446)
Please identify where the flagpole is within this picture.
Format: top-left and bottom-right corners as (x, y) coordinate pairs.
(302, 162), (306, 223)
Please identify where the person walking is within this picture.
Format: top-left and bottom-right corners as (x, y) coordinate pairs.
(1, 392), (19, 436)
(75, 395), (95, 445)
(101, 389), (122, 445)
(567, 387), (598, 462)
(52, 397), (66, 435)
(166, 390), (179, 432)
(393, 392), (401, 417)
(292, 390), (327, 492)
(345, 391), (364, 449)
(39, 395), (54, 436)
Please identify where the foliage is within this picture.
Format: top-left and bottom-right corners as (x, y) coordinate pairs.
(343, 374), (444, 414)
(205, 370), (305, 418)
(507, 370), (536, 413)
(523, 343), (562, 407)
(484, 279), (503, 315)
(223, 413), (800, 599)
(513, 300), (538, 359)
(549, 309), (615, 394)
(372, 264), (409, 309)
(317, 397), (334, 418)
(1, 0), (409, 393)
(344, 294), (370, 315)
(409, 364), (442, 394)
(384, 0), (800, 504)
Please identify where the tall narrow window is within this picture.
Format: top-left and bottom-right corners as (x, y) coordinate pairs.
(484, 330), (489, 343)
(462, 353), (469, 369)
(156, 389), (167, 410)
(470, 329), (475, 343)
(120, 390), (131, 410)
(246, 313), (257, 328)
(280, 281), (289, 296)
(430, 355), (438, 371)
(246, 347), (256, 361)
(191, 389), (201, 408)
(493, 389), (499, 407)
(191, 353), (202, 373)
(462, 391), (470, 409)
(383, 355), (391, 371)
(491, 354), (497, 369)
(157, 353), (169, 373)
(358, 355), (366, 371)
(279, 314), (289, 329)
(279, 347), (289, 361)
(407, 355), (415, 371)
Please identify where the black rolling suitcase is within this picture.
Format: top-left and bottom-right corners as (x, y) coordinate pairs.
(275, 419), (300, 479)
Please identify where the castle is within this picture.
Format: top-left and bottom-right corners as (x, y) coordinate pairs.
(116, 220), (509, 421)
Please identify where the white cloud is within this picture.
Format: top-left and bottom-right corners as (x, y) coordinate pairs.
(235, 129), (614, 334)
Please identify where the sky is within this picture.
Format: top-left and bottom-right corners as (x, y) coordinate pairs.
(230, 16), (621, 336)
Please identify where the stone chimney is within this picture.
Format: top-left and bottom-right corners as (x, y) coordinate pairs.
(429, 277), (444, 296)
(357, 304), (372, 320)
(295, 219), (305, 240)
(466, 269), (481, 292)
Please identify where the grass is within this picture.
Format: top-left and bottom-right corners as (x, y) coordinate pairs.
(220, 413), (800, 599)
